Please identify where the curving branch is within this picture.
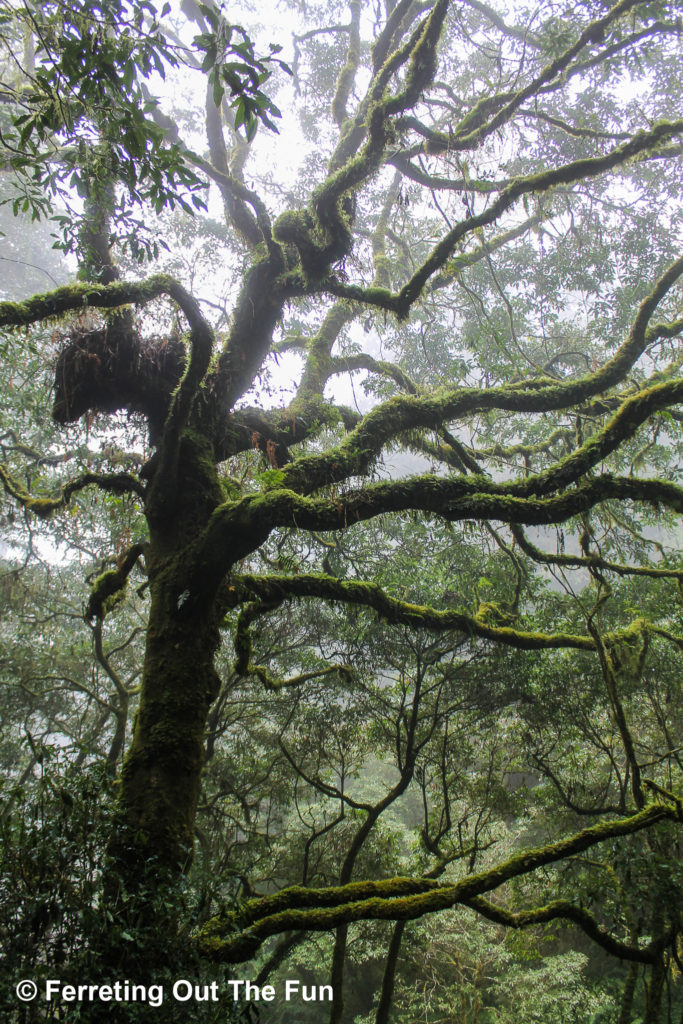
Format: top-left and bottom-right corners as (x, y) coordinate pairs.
(215, 403), (361, 464)
(325, 123), (683, 316)
(457, 0), (542, 47)
(86, 544), (146, 623)
(327, 353), (418, 395)
(274, 257), (683, 494)
(419, 0), (660, 157)
(231, 571), (595, 652)
(463, 895), (669, 964)
(203, 83), (263, 247)
(331, 0), (361, 126)
(0, 464), (144, 519)
(0, 274), (182, 328)
(197, 800), (681, 962)
(189, 471), (683, 597)
(233, 599), (354, 691)
(510, 524), (683, 581)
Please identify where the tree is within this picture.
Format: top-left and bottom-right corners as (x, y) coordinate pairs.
(1, 0), (682, 1020)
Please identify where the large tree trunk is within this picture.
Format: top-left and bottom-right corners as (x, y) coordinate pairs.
(112, 431), (225, 879)
(87, 443), (226, 1003)
(111, 582), (222, 879)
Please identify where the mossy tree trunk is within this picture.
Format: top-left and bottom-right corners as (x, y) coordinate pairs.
(105, 431), (225, 895)
(111, 585), (222, 879)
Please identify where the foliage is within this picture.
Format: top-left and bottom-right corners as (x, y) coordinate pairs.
(0, 0), (289, 259)
(0, 760), (242, 1023)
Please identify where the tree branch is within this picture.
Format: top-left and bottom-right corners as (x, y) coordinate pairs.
(231, 571), (595, 651)
(198, 801), (681, 962)
(0, 465), (144, 519)
(324, 123), (683, 316)
(275, 258), (683, 493)
(463, 895), (668, 964)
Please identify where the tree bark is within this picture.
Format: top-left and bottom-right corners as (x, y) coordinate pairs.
(110, 582), (222, 880)
(375, 921), (406, 1024)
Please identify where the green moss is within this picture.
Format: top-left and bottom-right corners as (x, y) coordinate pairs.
(27, 497), (59, 518)
(277, 268), (308, 290)
(475, 601), (516, 626)
(373, 253), (391, 286)
(233, 571), (595, 652)
(220, 477), (242, 501)
(273, 209), (315, 246)
(112, 576), (224, 879)
(196, 801), (677, 965)
(363, 286), (394, 307)
(0, 465), (61, 518)
(86, 568), (128, 622)
(0, 274), (179, 329)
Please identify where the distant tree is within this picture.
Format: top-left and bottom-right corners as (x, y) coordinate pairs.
(1, 0), (682, 1021)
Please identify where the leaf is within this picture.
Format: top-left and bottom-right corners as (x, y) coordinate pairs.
(212, 73), (224, 109)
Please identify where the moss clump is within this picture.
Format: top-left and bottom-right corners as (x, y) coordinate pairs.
(475, 601), (516, 626)
(86, 568), (128, 622)
(220, 476), (242, 501)
(273, 208), (314, 242)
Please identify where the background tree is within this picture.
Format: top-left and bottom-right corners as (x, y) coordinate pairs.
(1, 0), (683, 1021)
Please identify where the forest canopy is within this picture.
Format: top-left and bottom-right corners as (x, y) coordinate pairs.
(0, 0), (682, 1022)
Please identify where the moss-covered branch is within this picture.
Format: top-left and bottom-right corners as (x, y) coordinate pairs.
(513, 379), (683, 497)
(324, 123), (683, 316)
(0, 464), (144, 518)
(189, 470), (683, 595)
(231, 571), (595, 651)
(331, 0), (361, 126)
(0, 274), (180, 328)
(473, 428), (574, 463)
(275, 259), (683, 494)
(427, 215), (542, 293)
(511, 524), (683, 581)
(449, 0), (645, 150)
(231, 877), (446, 932)
(408, 19), (682, 166)
(389, 148), (511, 193)
(86, 544), (146, 623)
(370, 0), (416, 74)
(409, 376), (683, 488)
(197, 801), (680, 962)
(328, 353), (418, 394)
(214, 402), (360, 464)
(160, 281), (215, 441)
(403, 2), (666, 161)
(310, 0), (450, 266)
(288, 176), (408, 419)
